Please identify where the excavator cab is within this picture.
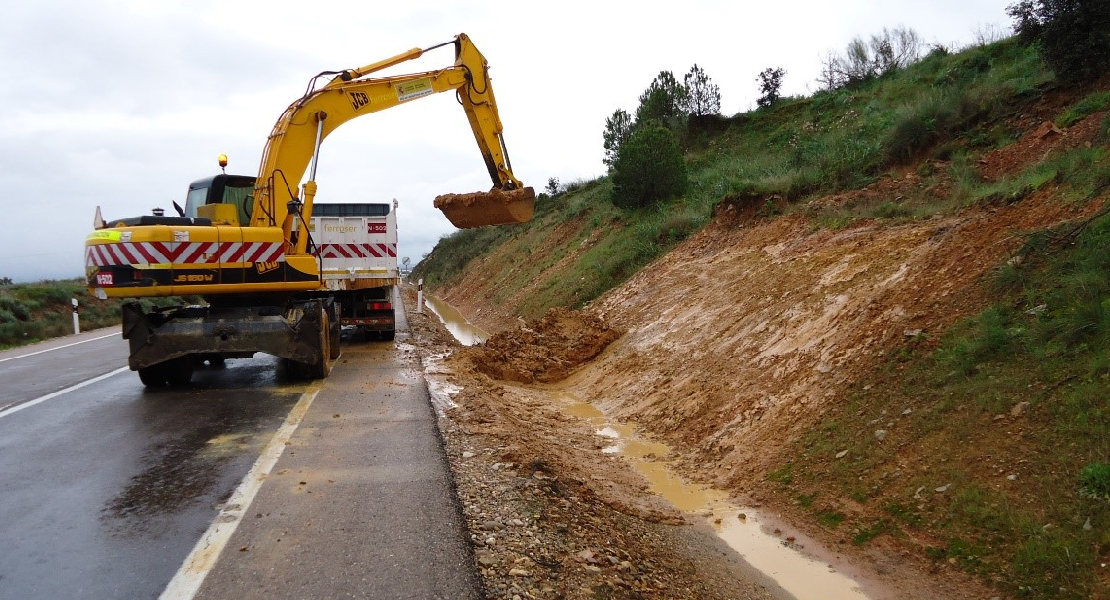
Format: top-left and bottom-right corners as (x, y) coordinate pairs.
(183, 174), (256, 225)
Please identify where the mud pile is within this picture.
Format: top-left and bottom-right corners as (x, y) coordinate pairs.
(458, 308), (621, 383)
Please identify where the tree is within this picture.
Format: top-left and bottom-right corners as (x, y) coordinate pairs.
(1008, 0), (1110, 83)
(682, 64), (721, 116)
(545, 177), (560, 196)
(817, 26), (923, 90)
(602, 109), (633, 170)
(610, 124), (688, 210)
(756, 67), (786, 109)
(635, 71), (689, 128)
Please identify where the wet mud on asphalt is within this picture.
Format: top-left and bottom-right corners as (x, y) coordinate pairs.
(0, 357), (303, 600)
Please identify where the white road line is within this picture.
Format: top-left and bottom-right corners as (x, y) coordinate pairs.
(0, 366), (130, 420)
(0, 332), (118, 363)
(159, 381), (325, 600)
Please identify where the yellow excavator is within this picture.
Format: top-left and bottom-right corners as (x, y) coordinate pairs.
(85, 33), (534, 386)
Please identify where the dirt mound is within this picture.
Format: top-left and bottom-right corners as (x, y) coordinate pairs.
(458, 308), (622, 384)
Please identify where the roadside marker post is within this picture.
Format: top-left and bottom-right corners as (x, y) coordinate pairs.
(71, 298), (80, 335)
(417, 279), (424, 314)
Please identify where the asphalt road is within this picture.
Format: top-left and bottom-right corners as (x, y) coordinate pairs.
(0, 296), (479, 600)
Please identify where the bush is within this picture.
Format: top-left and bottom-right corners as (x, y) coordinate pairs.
(610, 125), (688, 210)
(1008, 0), (1110, 83)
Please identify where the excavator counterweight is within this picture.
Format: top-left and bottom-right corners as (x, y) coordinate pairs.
(434, 186), (536, 229)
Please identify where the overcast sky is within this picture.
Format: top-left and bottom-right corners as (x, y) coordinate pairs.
(0, 0), (1014, 283)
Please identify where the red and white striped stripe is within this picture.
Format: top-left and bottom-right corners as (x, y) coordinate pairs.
(86, 241), (285, 268)
(317, 243), (397, 260)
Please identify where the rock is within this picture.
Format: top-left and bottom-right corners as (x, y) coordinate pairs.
(1011, 401), (1031, 417)
(462, 451), (476, 459)
(481, 520), (503, 531)
(1026, 304), (1047, 315)
(1007, 474), (1017, 481)
(835, 449), (849, 459)
(509, 568), (531, 577)
(478, 556), (498, 567)
(1085, 517), (1093, 531)
(935, 484), (951, 493)
(901, 408), (913, 416)
(874, 429), (888, 442)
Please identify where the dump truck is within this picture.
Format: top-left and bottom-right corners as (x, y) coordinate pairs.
(312, 200), (399, 341)
(84, 33), (534, 386)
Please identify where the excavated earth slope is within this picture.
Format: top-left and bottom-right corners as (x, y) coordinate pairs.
(429, 111), (1109, 598)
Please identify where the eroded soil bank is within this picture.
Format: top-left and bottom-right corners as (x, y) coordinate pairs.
(424, 112), (1110, 598)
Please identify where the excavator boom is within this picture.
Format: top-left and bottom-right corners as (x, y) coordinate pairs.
(255, 33), (533, 243)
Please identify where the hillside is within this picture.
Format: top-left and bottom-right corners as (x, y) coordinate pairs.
(415, 35), (1110, 599)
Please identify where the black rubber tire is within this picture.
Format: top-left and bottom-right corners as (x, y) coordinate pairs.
(138, 365), (165, 387)
(309, 309), (332, 380)
(381, 329), (396, 341)
(164, 357), (195, 386)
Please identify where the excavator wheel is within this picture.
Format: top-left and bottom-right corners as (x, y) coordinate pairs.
(137, 357), (195, 387)
(309, 308), (332, 379)
(434, 187), (535, 229)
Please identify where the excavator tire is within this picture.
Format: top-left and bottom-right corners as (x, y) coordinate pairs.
(434, 187), (535, 229)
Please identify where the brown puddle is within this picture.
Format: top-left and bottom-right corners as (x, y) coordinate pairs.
(424, 295), (489, 346)
(559, 392), (872, 600)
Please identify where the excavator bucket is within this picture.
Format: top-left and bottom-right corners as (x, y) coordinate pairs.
(434, 187), (535, 229)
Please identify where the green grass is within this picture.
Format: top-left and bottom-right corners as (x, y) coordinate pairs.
(1057, 91), (1110, 128)
(415, 39), (1053, 308)
(774, 189), (1110, 597)
(0, 279), (192, 349)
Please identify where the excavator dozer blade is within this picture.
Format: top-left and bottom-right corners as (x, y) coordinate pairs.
(434, 187), (535, 229)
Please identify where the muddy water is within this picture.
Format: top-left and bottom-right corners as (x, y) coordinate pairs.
(428, 297), (872, 599)
(424, 295), (489, 346)
(562, 394), (872, 600)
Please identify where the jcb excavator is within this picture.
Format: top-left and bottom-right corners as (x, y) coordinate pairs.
(85, 33), (534, 386)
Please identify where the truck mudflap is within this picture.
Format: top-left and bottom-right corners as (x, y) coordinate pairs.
(121, 300), (333, 371)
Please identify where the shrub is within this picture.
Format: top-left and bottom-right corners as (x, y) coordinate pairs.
(1008, 0), (1110, 83)
(610, 125), (688, 210)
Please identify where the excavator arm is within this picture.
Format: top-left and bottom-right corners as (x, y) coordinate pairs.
(255, 33), (533, 250)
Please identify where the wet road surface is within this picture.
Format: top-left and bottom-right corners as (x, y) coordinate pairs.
(0, 339), (304, 600)
(0, 292), (477, 599)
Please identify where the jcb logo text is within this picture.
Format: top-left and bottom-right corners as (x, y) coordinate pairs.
(349, 92), (369, 111)
(255, 261), (280, 275)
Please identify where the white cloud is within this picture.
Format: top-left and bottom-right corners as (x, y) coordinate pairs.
(0, 0), (1014, 282)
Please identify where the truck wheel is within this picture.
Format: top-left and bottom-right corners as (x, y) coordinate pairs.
(165, 357), (195, 385)
(138, 365), (166, 387)
(381, 329), (396, 341)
